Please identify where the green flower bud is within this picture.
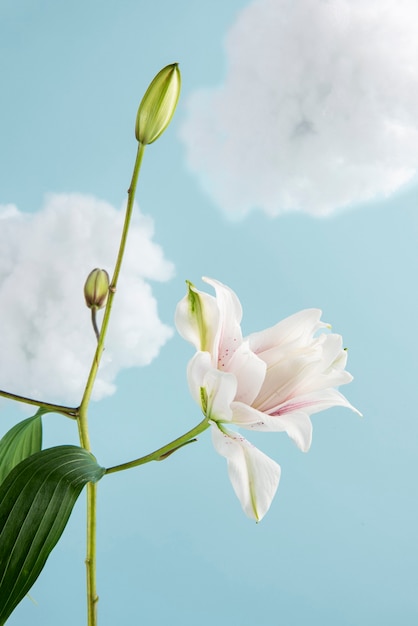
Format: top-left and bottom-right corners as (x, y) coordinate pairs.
(84, 268), (110, 310)
(135, 63), (181, 145)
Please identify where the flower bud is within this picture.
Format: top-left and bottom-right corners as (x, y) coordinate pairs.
(135, 63), (181, 145)
(84, 268), (109, 310)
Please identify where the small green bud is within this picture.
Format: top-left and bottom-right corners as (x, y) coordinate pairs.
(84, 268), (110, 310)
(135, 63), (181, 145)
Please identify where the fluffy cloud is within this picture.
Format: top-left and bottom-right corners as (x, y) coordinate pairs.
(0, 194), (174, 405)
(180, 0), (418, 218)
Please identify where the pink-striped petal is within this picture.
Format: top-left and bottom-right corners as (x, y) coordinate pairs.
(231, 401), (313, 451)
(203, 277), (244, 370)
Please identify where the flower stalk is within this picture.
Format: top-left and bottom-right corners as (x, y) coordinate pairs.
(86, 482), (99, 626)
(105, 417), (210, 475)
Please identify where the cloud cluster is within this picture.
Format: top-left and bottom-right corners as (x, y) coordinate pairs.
(0, 194), (174, 405)
(180, 0), (418, 218)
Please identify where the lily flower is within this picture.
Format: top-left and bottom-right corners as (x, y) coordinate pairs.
(175, 278), (360, 521)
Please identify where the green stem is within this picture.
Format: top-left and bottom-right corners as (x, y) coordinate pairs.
(105, 417), (210, 475)
(77, 142), (146, 626)
(86, 483), (98, 626)
(78, 142), (146, 441)
(0, 388), (78, 418)
(91, 309), (100, 343)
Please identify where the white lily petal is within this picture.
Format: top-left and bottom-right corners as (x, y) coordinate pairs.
(203, 277), (243, 324)
(175, 285), (220, 354)
(211, 424), (281, 521)
(329, 344), (349, 371)
(186, 351), (213, 406)
(271, 388), (362, 418)
(268, 412), (313, 451)
(320, 333), (345, 368)
(231, 401), (313, 451)
(253, 353), (318, 411)
(204, 368), (237, 423)
(253, 332), (355, 411)
(312, 369), (354, 392)
(187, 352), (237, 422)
(248, 309), (326, 357)
(226, 341), (266, 405)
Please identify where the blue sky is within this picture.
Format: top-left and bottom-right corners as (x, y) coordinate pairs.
(1, 1), (418, 625)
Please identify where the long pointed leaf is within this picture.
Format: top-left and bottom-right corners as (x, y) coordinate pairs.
(0, 413), (43, 485)
(0, 445), (105, 624)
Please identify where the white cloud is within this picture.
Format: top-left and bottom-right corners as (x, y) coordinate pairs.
(180, 0), (418, 218)
(0, 194), (174, 405)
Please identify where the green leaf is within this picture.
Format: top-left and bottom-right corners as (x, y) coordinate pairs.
(0, 445), (105, 624)
(0, 412), (43, 485)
